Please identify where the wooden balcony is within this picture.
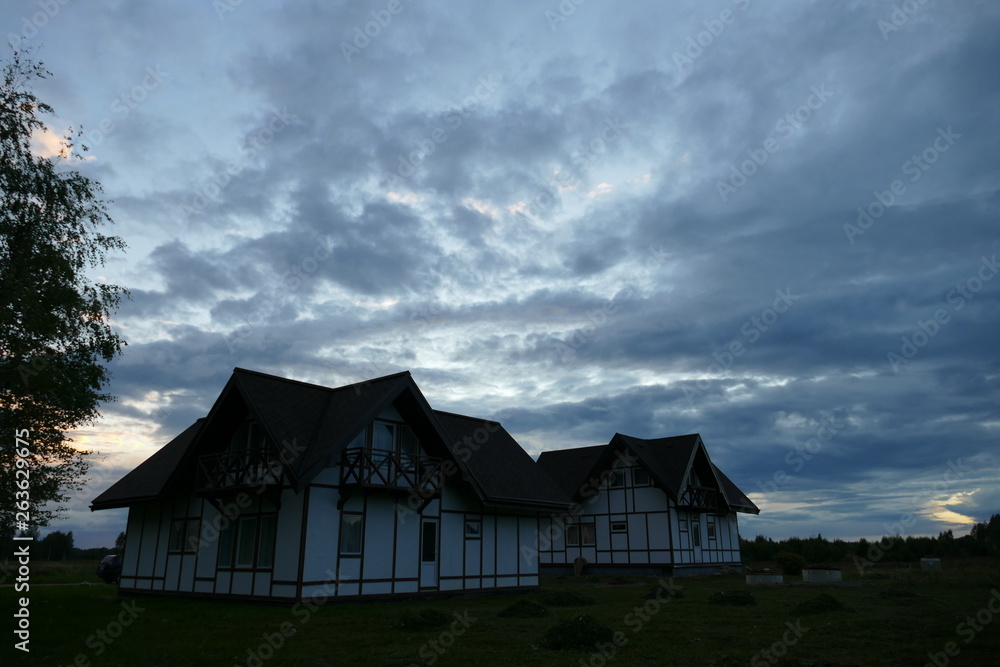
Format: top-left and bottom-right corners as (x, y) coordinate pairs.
(677, 485), (722, 513)
(338, 447), (445, 509)
(197, 447), (283, 494)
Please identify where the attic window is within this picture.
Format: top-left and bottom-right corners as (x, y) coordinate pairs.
(608, 469), (625, 488)
(633, 468), (650, 486)
(231, 420), (266, 452)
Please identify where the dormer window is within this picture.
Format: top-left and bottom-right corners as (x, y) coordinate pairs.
(352, 420), (421, 456)
(231, 420), (266, 452)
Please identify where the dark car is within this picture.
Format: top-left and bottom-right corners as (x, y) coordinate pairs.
(96, 554), (123, 583)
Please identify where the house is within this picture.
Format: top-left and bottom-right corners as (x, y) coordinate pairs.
(91, 368), (760, 601)
(90, 368), (571, 601)
(535, 433), (759, 576)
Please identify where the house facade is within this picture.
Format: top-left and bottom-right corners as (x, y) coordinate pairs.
(535, 433), (759, 576)
(91, 369), (570, 601)
(92, 369), (759, 601)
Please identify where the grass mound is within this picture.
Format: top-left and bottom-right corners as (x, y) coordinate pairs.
(539, 590), (596, 606)
(792, 593), (849, 615)
(498, 599), (549, 618)
(541, 614), (614, 650)
(708, 590), (757, 606)
(396, 608), (451, 631)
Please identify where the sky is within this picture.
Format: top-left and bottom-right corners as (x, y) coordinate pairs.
(5, 0), (998, 549)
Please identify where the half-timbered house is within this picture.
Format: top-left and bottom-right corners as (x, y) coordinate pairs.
(535, 433), (759, 576)
(90, 368), (570, 601)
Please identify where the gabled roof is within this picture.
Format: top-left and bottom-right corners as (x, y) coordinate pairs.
(537, 432), (759, 515)
(535, 444), (604, 498)
(92, 368), (573, 512)
(90, 419), (205, 511)
(433, 411), (570, 510)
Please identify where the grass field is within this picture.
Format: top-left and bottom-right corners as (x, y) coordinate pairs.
(2, 559), (999, 666)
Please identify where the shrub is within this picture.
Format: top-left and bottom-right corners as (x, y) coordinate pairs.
(396, 608), (450, 631)
(498, 599), (549, 618)
(708, 591), (757, 606)
(539, 590), (596, 606)
(541, 614), (614, 650)
(775, 552), (808, 576)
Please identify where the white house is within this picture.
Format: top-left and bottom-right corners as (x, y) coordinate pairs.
(91, 368), (571, 601)
(535, 433), (759, 576)
(92, 369), (760, 601)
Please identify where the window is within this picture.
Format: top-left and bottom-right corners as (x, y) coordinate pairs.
(399, 425), (420, 456)
(169, 519), (199, 553)
(257, 515), (277, 568)
(609, 469), (625, 488)
(231, 420), (266, 452)
(692, 521), (701, 548)
(611, 521), (628, 533)
(218, 521), (235, 567)
(567, 521), (596, 546)
(465, 520), (482, 539)
(347, 428), (366, 449)
(236, 516), (257, 567)
(707, 523), (717, 540)
(218, 514), (276, 569)
(633, 468), (650, 486)
(372, 421), (395, 450)
(421, 521), (437, 562)
(340, 514), (363, 555)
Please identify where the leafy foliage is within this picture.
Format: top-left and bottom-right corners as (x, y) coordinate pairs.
(741, 514), (1000, 567)
(775, 551), (808, 576)
(38, 529), (74, 560)
(0, 47), (127, 537)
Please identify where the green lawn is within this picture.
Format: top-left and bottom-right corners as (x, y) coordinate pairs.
(2, 560), (999, 666)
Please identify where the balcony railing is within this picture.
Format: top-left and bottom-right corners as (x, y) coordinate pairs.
(677, 485), (722, 512)
(340, 447), (443, 493)
(198, 447), (282, 493)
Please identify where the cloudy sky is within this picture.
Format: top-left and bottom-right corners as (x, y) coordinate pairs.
(7, 0), (998, 549)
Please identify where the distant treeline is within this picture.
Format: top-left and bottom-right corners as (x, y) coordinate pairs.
(741, 513), (1000, 564)
(5, 530), (126, 561)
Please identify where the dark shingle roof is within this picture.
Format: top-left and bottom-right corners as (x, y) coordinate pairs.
(713, 465), (760, 514)
(433, 411), (571, 509)
(90, 419), (204, 510)
(536, 444), (605, 497)
(615, 433), (701, 500)
(535, 432), (759, 515)
(92, 368), (572, 512)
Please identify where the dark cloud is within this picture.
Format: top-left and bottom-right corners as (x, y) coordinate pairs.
(6, 0), (996, 546)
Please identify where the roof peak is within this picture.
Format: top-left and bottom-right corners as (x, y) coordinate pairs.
(232, 367), (412, 392)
